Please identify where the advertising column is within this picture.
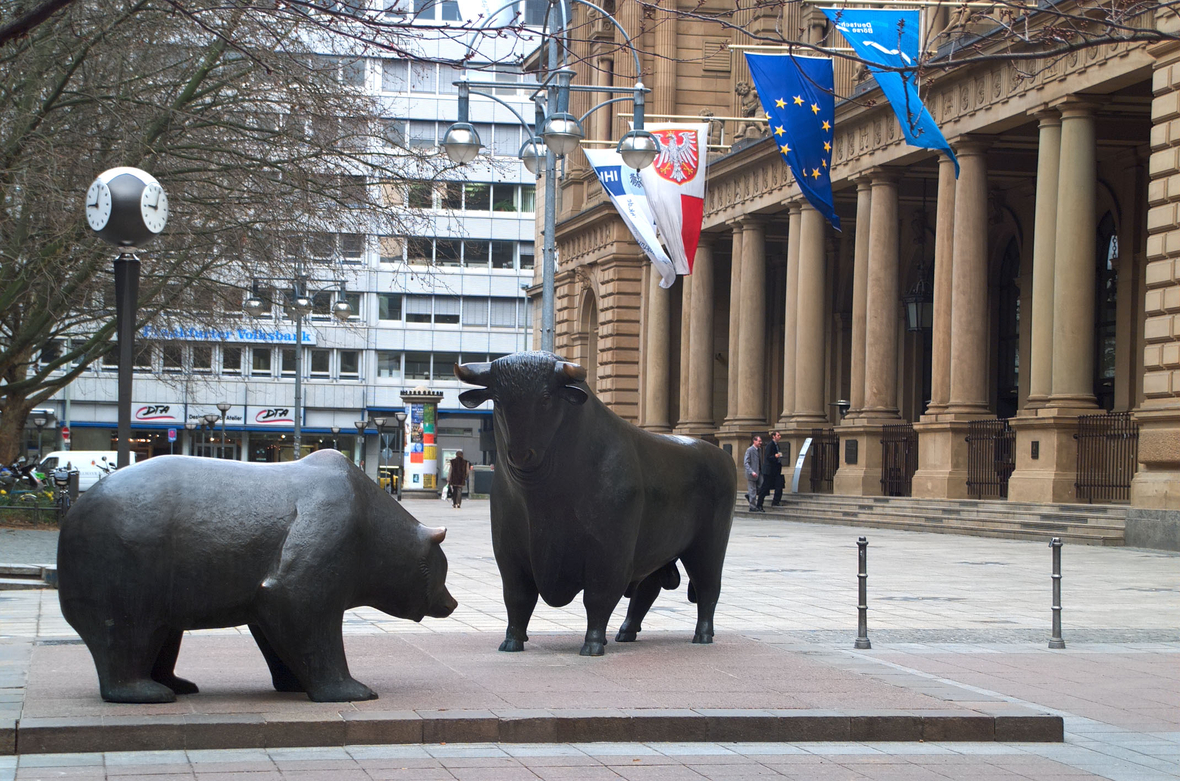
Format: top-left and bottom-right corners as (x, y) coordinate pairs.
(400, 388), (443, 497)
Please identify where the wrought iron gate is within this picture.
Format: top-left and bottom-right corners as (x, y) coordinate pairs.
(1075, 412), (1139, 503)
(809, 428), (838, 493)
(880, 423), (918, 497)
(965, 419), (1016, 499)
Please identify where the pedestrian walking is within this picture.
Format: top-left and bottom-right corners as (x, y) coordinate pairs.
(757, 430), (784, 509)
(447, 450), (470, 509)
(743, 434), (763, 512)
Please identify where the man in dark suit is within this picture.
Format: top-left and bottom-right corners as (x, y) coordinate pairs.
(756, 430), (784, 509)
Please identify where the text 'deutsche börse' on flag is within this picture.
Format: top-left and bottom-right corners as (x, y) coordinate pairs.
(744, 54), (841, 231)
(820, 7), (959, 175)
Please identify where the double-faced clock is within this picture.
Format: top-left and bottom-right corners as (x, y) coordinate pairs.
(85, 167), (169, 248)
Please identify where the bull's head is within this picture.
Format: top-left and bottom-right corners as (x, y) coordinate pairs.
(454, 352), (588, 473)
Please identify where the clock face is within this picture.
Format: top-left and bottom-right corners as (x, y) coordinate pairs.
(85, 180), (112, 232)
(140, 182), (169, 234)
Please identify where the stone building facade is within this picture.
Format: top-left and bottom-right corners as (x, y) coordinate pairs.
(540, 2), (1180, 547)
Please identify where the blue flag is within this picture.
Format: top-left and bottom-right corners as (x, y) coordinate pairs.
(821, 7), (959, 176)
(744, 53), (840, 231)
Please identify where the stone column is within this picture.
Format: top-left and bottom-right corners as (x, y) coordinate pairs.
(1127, 37), (1180, 549)
(1025, 109), (1062, 409)
(1048, 99), (1100, 411)
(862, 174), (901, 420)
(777, 203), (803, 428)
(679, 239), (716, 435)
(724, 224), (743, 427)
(847, 181), (871, 418)
(1008, 101), (1098, 504)
(944, 139), (992, 417)
(793, 204), (828, 424)
(833, 172), (897, 497)
(912, 141), (991, 499)
(925, 157), (957, 415)
(641, 265), (672, 432)
(677, 272), (692, 429)
(735, 217), (767, 425)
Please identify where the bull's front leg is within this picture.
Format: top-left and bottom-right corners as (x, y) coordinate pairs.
(499, 568), (539, 652)
(581, 588), (624, 656)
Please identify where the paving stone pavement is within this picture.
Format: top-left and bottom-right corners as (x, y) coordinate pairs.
(2, 498), (1177, 780)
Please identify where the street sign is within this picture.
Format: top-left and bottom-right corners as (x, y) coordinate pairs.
(167, 427), (177, 443)
(61, 426), (71, 442)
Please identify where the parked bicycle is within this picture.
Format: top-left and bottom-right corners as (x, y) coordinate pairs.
(52, 463), (78, 522)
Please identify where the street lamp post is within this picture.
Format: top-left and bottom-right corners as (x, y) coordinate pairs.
(393, 410), (407, 501)
(84, 168), (170, 468)
(185, 421), (196, 455)
(203, 412), (220, 458)
(354, 419), (369, 473)
(331, 425), (340, 450)
(244, 277), (351, 460)
(372, 417), (388, 493)
(32, 413), (49, 460)
(442, 0), (659, 353)
(217, 401), (231, 459)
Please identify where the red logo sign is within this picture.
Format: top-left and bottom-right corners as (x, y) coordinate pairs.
(652, 129), (699, 185)
(255, 408), (294, 425)
(135, 404), (176, 421)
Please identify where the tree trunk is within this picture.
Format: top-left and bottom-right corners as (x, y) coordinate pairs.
(0, 392), (34, 465)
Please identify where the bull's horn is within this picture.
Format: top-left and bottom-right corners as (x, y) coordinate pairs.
(560, 362), (587, 382)
(454, 362), (492, 386)
(427, 526), (447, 544)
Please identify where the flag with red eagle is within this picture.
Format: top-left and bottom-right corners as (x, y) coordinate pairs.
(637, 123), (709, 276)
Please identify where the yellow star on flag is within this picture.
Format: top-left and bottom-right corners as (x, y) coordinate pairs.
(823, 141), (831, 152)
(780, 143), (791, 154)
(822, 120), (831, 132)
(775, 98), (786, 108)
(812, 168), (821, 179)
(822, 160), (828, 169)
(793, 96), (804, 106)
(811, 103), (820, 115)
(774, 125), (785, 136)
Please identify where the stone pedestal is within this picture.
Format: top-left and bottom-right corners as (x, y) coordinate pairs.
(831, 423), (885, 497)
(910, 419), (975, 499)
(1005, 410), (1087, 504)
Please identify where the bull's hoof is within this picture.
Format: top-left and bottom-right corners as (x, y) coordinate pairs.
(307, 678), (377, 702)
(270, 673), (306, 693)
(154, 674), (199, 695)
(499, 637), (525, 652)
(101, 680), (177, 704)
(692, 632), (714, 645)
(615, 629), (638, 642)
(579, 640), (606, 656)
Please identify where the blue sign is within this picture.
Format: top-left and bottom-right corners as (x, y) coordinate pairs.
(167, 428), (177, 442)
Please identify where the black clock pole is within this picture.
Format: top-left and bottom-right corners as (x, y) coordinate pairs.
(114, 252), (140, 468)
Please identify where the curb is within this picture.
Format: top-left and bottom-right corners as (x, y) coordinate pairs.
(9, 709), (1063, 754)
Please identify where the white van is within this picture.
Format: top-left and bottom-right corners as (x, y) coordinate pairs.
(38, 451), (136, 492)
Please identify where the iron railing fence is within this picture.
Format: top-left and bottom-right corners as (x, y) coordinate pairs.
(809, 428), (839, 493)
(966, 418), (1016, 499)
(880, 423), (918, 497)
(1075, 411), (1138, 503)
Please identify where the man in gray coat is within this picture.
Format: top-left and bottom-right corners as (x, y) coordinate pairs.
(743, 434), (763, 512)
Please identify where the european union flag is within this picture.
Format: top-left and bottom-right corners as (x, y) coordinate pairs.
(744, 53), (840, 231)
(821, 8), (959, 176)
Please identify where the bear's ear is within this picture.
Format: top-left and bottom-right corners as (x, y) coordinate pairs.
(558, 384), (588, 406)
(458, 388), (493, 408)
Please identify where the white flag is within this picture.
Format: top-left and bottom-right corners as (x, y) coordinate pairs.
(584, 148), (678, 288)
(637, 123), (709, 275)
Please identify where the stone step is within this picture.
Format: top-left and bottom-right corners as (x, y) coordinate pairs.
(754, 494), (1129, 517)
(0, 563), (57, 589)
(734, 497), (1126, 545)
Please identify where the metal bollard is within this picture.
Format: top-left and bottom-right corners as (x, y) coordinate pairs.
(1049, 537), (1065, 649)
(855, 536), (871, 649)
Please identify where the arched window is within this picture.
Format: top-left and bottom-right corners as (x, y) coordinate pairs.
(1095, 213), (1118, 412)
(996, 238), (1020, 419)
